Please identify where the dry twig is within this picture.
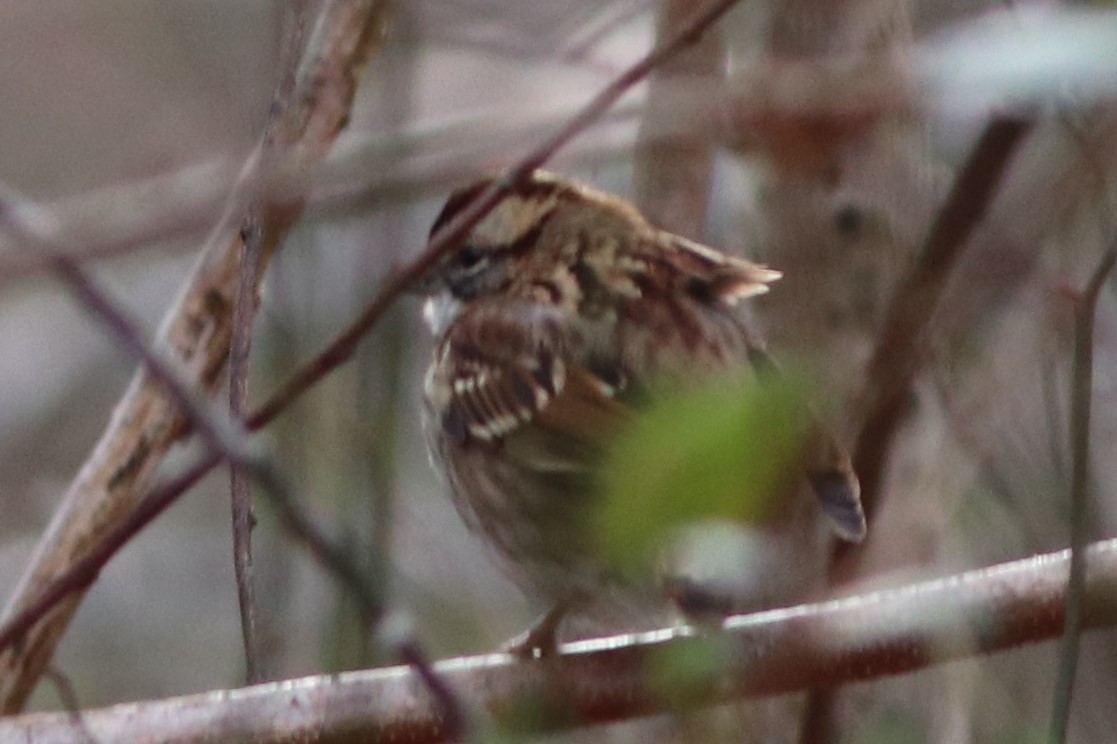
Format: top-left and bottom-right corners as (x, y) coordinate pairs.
(230, 217), (263, 683)
(1049, 241), (1117, 743)
(228, 1), (320, 685)
(39, 667), (93, 744)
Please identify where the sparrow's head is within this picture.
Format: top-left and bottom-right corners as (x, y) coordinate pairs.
(416, 171), (576, 302)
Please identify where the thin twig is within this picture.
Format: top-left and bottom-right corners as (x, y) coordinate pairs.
(1, 181), (298, 693)
(396, 638), (466, 739)
(248, 0), (745, 429)
(0, 449), (376, 664)
(5, 539), (1117, 743)
(226, 0), (316, 684)
(228, 0), (318, 682)
(1049, 241), (1117, 744)
(0, 451), (391, 686)
(249, 467), (380, 617)
(0, 184), (276, 693)
(41, 666), (95, 744)
(230, 218), (263, 684)
(10, 10), (1117, 287)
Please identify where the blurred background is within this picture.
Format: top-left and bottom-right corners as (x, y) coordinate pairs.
(1, 1), (1116, 742)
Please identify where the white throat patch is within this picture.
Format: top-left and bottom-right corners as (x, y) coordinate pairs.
(422, 292), (463, 337)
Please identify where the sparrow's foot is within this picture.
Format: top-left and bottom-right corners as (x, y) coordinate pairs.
(500, 601), (572, 659)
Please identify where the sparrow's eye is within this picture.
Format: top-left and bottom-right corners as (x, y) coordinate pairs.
(458, 245), (487, 270)
(443, 243), (502, 300)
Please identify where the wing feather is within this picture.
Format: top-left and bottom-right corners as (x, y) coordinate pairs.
(429, 301), (628, 462)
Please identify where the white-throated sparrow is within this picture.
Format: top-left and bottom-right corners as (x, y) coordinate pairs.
(417, 171), (864, 632)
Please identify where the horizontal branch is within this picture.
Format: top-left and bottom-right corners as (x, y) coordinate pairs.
(6, 539), (1117, 743)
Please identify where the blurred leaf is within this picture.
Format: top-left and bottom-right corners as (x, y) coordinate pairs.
(483, 688), (577, 741)
(596, 374), (811, 573)
(648, 634), (731, 708)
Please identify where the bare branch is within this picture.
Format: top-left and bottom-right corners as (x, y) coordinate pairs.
(228, 0), (320, 685)
(0, 184), (258, 466)
(4, 10), (1117, 285)
(0, 0), (391, 714)
(40, 667), (93, 744)
(5, 540), (1117, 743)
(0, 444), (460, 735)
(230, 218), (263, 684)
(1049, 240), (1117, 743)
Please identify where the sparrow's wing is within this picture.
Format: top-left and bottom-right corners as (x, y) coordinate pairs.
(430, 297), (866, 543)
(429, 300), (630, 472)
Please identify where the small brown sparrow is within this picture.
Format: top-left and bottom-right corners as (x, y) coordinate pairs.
(417, 171), (864, 631)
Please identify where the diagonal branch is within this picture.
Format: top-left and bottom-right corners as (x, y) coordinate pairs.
(0, 0), (391, 714)
(4, 539), (1117, 743)
(839, 114), (1034, 570)
(0, 184), (258, 466)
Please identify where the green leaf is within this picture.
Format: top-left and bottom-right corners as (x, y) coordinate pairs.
(595, 374), (811, 574)
(648, 634), (731, 707)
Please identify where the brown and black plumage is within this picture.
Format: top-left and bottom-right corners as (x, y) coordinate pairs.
(417, 170), (864, 607)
